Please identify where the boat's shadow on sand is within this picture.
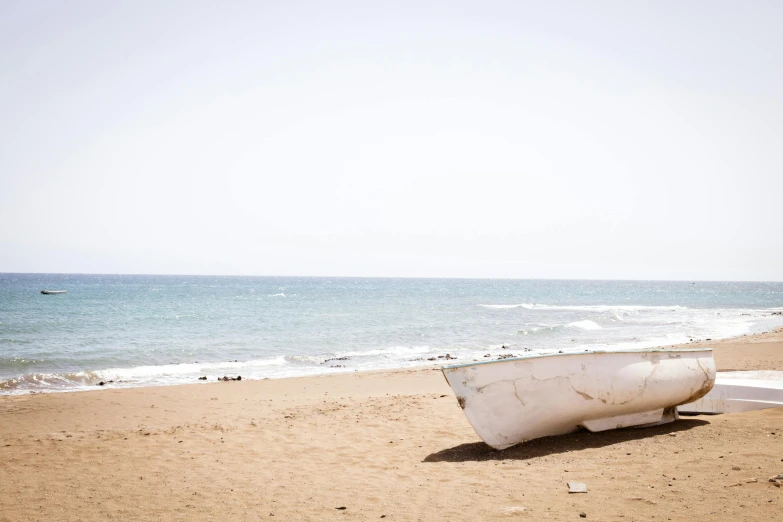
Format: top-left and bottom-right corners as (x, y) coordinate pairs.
(423, 418), (710, 463)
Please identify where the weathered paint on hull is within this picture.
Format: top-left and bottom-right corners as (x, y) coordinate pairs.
(442, 349), (715, 450)
(678, 370), (783, 414)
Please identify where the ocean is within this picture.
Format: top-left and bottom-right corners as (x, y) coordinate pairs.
(1, 274), (782, 395)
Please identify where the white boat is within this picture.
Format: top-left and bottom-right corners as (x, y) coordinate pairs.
(442, 348), (715, 450)
(678, 370), (783, 414)
(40, 290), (67, 295)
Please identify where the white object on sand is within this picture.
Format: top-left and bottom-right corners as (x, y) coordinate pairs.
(567, 482), (588, 493)
(678, 370), (783, 414)
(442, 348), (716, 450)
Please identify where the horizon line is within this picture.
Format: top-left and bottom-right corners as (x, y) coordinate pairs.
(1, 271), (782, 284)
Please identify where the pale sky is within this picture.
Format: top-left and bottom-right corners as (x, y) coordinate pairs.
(1, 1), (781, 280)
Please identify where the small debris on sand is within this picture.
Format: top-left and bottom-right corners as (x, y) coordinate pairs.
(568, 482), (587, 493)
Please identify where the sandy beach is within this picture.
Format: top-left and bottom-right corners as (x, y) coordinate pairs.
(1, 331), (782, 521)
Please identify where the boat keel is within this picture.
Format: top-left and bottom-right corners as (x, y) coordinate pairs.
(580, 406), (678, 432)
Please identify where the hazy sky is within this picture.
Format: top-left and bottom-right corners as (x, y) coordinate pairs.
(1, 1), (781, 280)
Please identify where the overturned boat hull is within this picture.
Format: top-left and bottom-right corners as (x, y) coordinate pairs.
(678, 370), (783, 414)
(442, 348), (715, 450)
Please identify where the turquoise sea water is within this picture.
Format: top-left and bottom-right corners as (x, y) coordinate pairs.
(1, 274), (782, 394)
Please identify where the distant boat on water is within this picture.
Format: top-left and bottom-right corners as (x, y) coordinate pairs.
(40, 290), (67, 295)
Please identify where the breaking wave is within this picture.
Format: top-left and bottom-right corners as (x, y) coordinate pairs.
(0, 371), (101, 392)
(518, 320), (602, 335)
(480, 303), (689, 312)
(566, 320), (602, 330)
(0, 357), (290, 394)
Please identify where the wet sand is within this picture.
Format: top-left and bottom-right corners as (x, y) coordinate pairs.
(1, 330), (782, 521)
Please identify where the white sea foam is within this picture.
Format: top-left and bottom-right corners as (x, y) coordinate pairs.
(286, 354), (328, 364)
(518, 324), (551, 335)
(335, 345), (432, 358)
(565, 320), (602, 331)
(479, 304), (530, 309)
(0, 370), (100, 394)
(97, 356), (288, 381)
(518, 320), (602, 334)
(480, 303), (689, 312)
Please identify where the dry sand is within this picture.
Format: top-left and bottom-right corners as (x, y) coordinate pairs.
(1, 331), (782, 521)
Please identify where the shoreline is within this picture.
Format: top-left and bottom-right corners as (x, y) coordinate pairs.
(2, 329), (782, 520)
(666, 326), (783, 371)
(3, 325), (783, 397)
